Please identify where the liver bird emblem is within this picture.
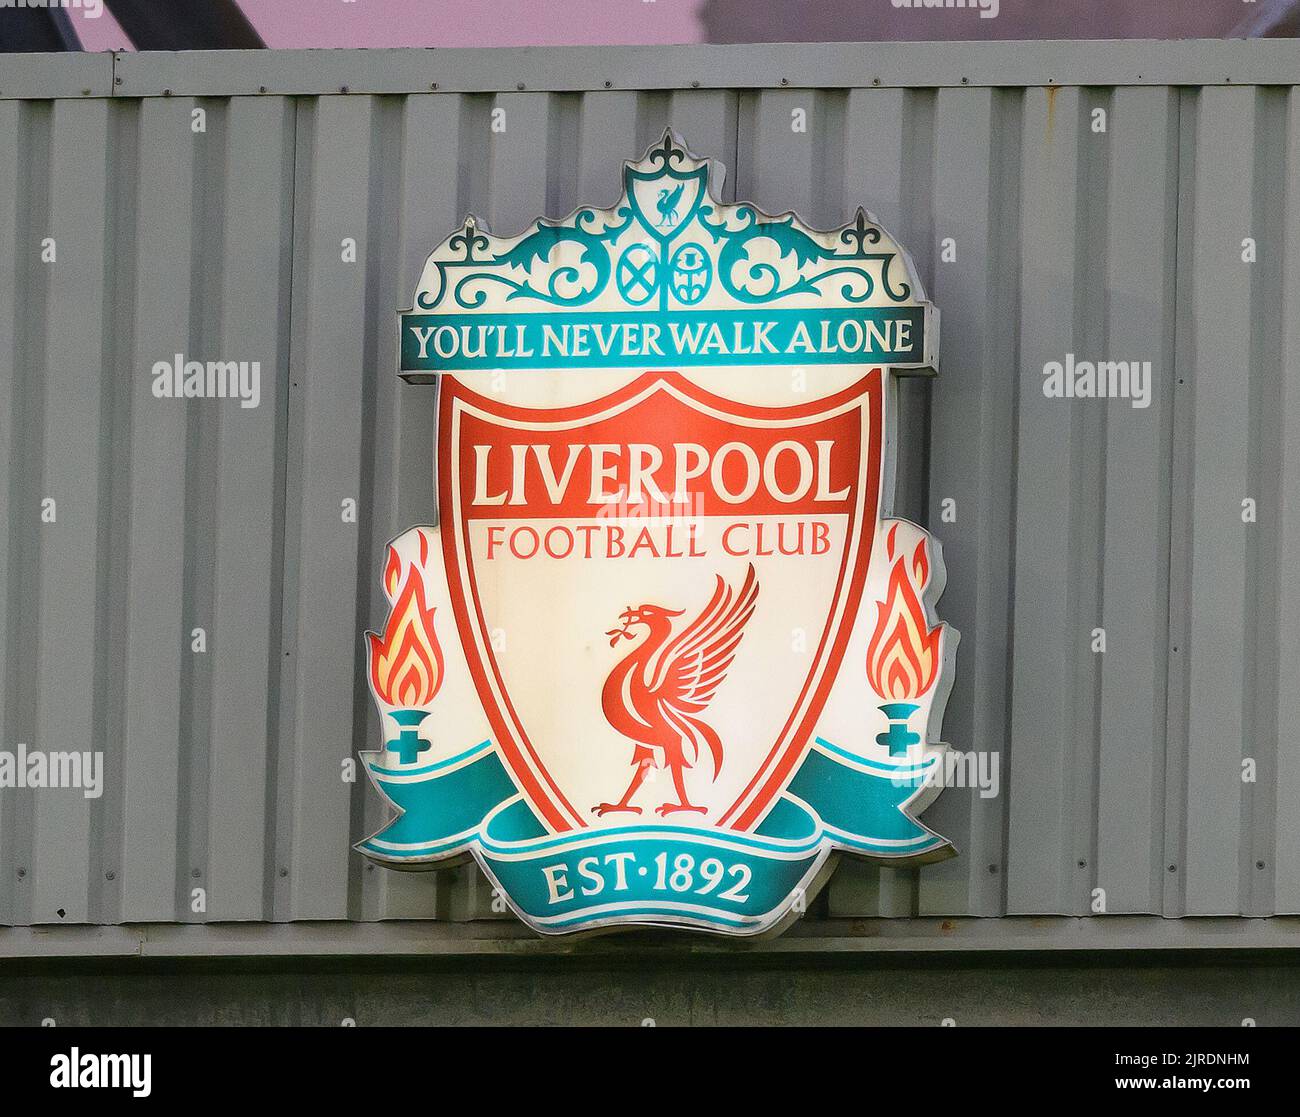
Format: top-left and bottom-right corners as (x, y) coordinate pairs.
(656, 183), (684, 227)
(594, 565), (759, 817)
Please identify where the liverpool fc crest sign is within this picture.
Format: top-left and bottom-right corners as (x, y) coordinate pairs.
(358, 135), (958, 936)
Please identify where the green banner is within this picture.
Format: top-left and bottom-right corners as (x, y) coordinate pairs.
(358, 736), (948, 934)
(401, 306), (925, 373)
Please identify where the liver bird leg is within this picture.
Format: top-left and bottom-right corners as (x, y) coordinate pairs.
(592, 758), (652, 817)
(654, 762), (708, 817)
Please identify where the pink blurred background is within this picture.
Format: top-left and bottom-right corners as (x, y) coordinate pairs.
(73, 0), (704, 51)
(69, 0), (1296, 51)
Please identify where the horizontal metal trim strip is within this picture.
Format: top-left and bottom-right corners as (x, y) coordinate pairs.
(3, 41), (1300, 101)
(3, 917), (1300, 959)
(0, 51), (113, 98)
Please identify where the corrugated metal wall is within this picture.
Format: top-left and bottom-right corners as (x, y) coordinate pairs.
(1, 44), (1298, 931)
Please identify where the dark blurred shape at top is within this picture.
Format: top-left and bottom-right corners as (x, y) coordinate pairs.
(699, 0), (1300, 41)
(0, 0), (264, 52)
(0, 4), (82, 50)
(104, 0), (264, 49)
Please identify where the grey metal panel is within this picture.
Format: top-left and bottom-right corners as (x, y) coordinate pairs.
(283, 95), (377, 920)
(1006, 85), (1084, 915)
(91, 41), (1300, 100)
(207, 96), (294, 921)
(1276, 88), (1300, 915)
(362, 93), (460, 922)
(3, 100), (52, 928)
(919, 86), (1019, 918)
(826, 87), (927, 920)
(0, 100), (25, 928)
(7, 914), (1300, 959)
(1094, 87), (1178, 915)
(119, 99), (190, 922)
(1, 46), (1299, 939)
(1181, 87), (1255, 915)
(31, 99), (111, 925)
(0, 51), (112, 99)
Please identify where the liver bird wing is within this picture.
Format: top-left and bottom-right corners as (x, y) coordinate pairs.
(651, 564), (759, 715)
(660, 182), (684, 212)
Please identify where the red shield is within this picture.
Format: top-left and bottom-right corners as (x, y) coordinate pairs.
(437, 371), (883, 834)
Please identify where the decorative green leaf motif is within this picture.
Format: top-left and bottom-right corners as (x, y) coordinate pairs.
(447, 212), (629, 309)
(410, 136), (918, 314)
(699, 205), (911, 305)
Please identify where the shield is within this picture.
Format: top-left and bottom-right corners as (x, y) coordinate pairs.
(437, 369), (884, 837)
(623, 140), (709, 243)
(364, 132), (954, 938)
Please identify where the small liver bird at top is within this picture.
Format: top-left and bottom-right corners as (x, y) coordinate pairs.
(656, 182), (684, 227)
(594, 564), (759, 818)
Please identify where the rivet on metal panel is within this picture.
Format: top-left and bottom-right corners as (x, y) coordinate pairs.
(872, 78), (880, 86)
(430, 82), (438, 90)
(340, 85), (350, 94)
(692, 80), (700, 88)
(191, 868), (202, 878)
(960, 77), (968, 84)
(163, 89), (172, 97)
(604, 81), (612, 88)
(1257, 861), (1266, 870)
(105, 871), (116, 881)
(1077, 859), (1087, 868)
(516, 82), (525, 90)
(279, 867), (289, 878)
(81, 88), (91, 96)
(115, 76), (123, 85)
(15, 868), (25, 879)
(780, 78), (789, 86)
(987, 863), (998, 873)
(259, 86), (267, 94)
(1168, 864), (1178, 873)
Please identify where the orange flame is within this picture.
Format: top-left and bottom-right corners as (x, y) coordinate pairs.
(383, 546), (402, 598)
(368, 538), (444, 707)
(866, 525), (941, 702)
